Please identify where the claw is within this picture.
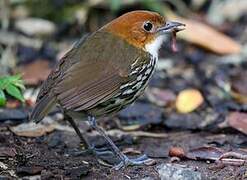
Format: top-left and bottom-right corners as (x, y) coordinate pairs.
(90, 145), (121, 165)
(113, 154), (155, 170)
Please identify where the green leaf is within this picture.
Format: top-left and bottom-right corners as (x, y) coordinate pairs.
(0, 74), (25, 90)
(0, 89), (6, 106)
(5, 84), (25, 102)
(0, 77), (10, 90)
(12, 79), (25, 90)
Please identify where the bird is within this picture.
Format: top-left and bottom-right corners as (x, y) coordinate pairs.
(30, 10), (185, 169)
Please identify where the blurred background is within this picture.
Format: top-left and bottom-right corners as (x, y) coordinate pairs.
(1, 0), (247, 129)
(1, 0), (247, 179)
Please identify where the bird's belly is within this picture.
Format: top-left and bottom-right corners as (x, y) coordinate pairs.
(90, 56), (156, 117)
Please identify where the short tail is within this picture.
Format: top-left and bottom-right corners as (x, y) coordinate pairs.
(30, 94), (56, 123)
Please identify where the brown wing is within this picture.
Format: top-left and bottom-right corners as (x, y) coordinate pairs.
(40, 30), (147, 112)
(36, 35), (89, 102)
(56, 60), (125, 111)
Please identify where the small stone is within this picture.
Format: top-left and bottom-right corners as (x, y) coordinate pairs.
(15, 18), (56, 36)
(16, 165), (43, 175)
(118, 102), (163, 129)
(0, 176), (11, 180)
(0, 108), (28, 122)
(65, 166), (89, 179)
(156, 163), (202, 180)
(164, 113), (203, 130)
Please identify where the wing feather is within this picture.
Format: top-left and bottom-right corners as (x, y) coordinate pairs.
(37, 30), (148, 113)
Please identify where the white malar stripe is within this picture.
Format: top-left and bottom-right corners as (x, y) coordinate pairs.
(145, 35), (166, 59)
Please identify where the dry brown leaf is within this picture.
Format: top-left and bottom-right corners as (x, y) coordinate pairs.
(6, 100), (21, 109)
(227, 112), (247, 135)
(186, 146), (224, 161)
(17, 59), (52, 85)
(231, 72), (247, 95)
(230, 91), (247, 104)
(0, 147), (17, 157)
(10, 122), (55, 137)
(122, 148), (141, 155)
(230, 72), (247, 104)
(168, 146), (224, 161)
(166, 13), (241, 55)
(176, 89), (204, 113)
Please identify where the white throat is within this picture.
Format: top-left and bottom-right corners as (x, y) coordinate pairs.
(144, 36), (166, 59)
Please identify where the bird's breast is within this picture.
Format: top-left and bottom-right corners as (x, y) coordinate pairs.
(114, 54), (156, 104)
(87, 54), (156, 117)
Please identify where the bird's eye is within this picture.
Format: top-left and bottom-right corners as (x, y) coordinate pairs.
(143, 22), (153, 32)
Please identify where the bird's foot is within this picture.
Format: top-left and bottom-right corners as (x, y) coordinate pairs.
(113, 154), (155, 170)
(90, 145), (121, 165)
(89, 145), (155, 169)
(87, 116), (155, 169)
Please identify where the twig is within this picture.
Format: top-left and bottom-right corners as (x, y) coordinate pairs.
(219, 152), (247, 160)
(216, 158), (246, 166)
(106, 129), (168, 138)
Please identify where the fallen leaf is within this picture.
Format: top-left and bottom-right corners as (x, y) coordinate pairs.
(17, 59), (52, 85)
(122, 148), (141, 155)
(10, 122), (55, 137)
(169, 145), (247, 166)
(175, 89), (204, 113)
(166, 13), (241, 55)
(16, 165), (43, 175)
(0, 147), (17, 157)
(186, 146), (224, 161)
(227, 112), (247, 135)
(146, 88), (176, 107)
(230, 91), (247, 104)
(6, 100), (21, 109)
(230, 72), (247, 104)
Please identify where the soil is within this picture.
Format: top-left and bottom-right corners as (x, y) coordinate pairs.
(1, 122), (247, 179)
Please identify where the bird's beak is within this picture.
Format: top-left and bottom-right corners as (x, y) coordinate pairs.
(157, 21), (185, 34)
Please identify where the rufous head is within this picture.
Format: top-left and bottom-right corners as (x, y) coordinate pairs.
(104, 10), (185, 57)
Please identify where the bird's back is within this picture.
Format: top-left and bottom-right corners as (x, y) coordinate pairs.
(31, 30), (150, 122)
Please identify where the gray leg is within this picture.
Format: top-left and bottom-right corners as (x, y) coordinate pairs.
(88, 116), (153, 170)
(65, 115), (118, 162)
(65, 115), (91, 149)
